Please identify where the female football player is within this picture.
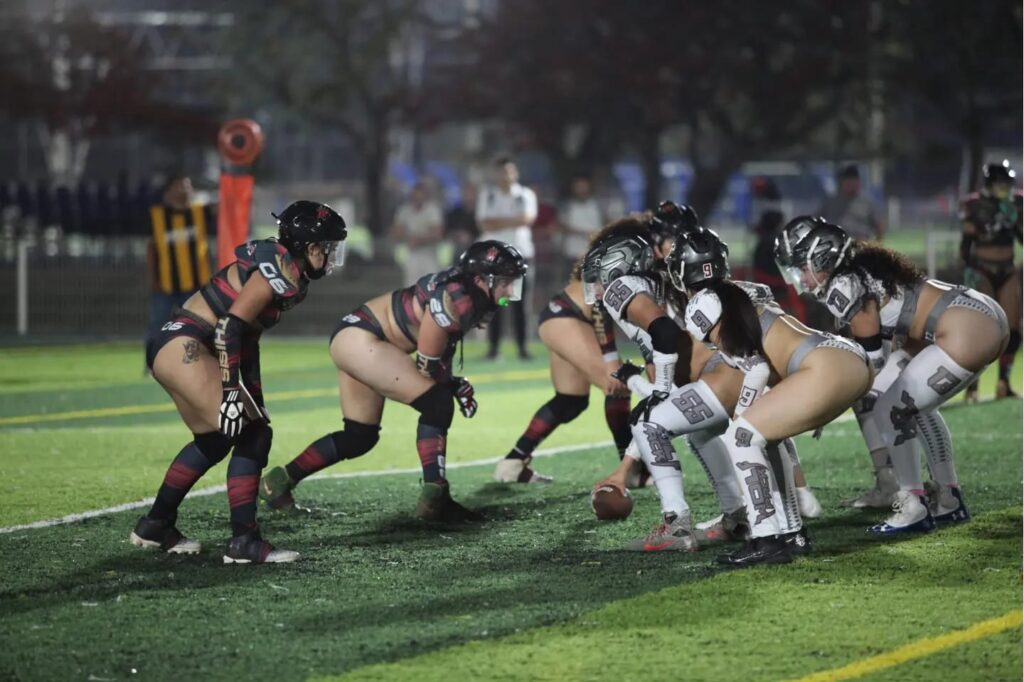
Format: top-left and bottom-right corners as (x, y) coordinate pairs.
(667, 229), (873, 566)
(958, 160), (1021, 400)
(495, 202), (699, 484)
(132, 200), (348, 564)
(260, 240), (527, 522)
(776, 218), (1009, 534)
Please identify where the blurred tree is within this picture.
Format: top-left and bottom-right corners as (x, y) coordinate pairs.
(885, 0), (1022, 193)
(226, 0), (435, 256)
(0, 2), (216, 185)
(444, 0), (866, 217)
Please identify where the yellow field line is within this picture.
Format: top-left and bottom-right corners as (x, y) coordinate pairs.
(790, 610), (1023, 682)
(0, 368), (550, 427)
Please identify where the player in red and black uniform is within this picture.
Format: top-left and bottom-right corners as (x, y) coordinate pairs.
(960, 160), (1022, 399)
(260, 240), (528, 522)
(132, 200), (347, 564)
(494, 201), (700, 484)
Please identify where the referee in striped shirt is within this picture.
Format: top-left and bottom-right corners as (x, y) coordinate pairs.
(144, 173), (215, 362)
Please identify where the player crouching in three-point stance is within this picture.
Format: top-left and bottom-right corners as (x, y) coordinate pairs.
(675, 231), (873, 566)
(776, 217), (1009, 534)
(497, 202), (699, 484)
(132, 201), (348, 563)
(260, 240), (527, 522)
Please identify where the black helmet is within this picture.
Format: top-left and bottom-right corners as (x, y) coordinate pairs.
(649, 201), (700, 244)
(983, 160), (1016, 191)
(777, 219), (852, 296)
(273, 200), (348, 279)
(774, 215), (828, 268)
(580, 231), (657, 304)
(666, 227), (730, 292)
(459, 240), (528, 304)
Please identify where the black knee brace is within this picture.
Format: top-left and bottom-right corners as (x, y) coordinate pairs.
(231, 421), (273, 468)
(330, 418), (381, 459)
(411, 383), (456, 430)
(192, 431), (233, 466)
(549, 393), (589, 423)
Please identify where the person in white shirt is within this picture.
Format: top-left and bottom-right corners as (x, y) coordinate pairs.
(476, 157), (537, 359)
(558, 174), (604, 281)
(391, 182), (443, 286)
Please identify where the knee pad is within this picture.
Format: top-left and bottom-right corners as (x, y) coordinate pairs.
(232, 421), (273, 468)
(331, 418), (381, 459)
(411, 383), (455, 430)
(192, 431), (233, 465)
(550, 393), (589, 423)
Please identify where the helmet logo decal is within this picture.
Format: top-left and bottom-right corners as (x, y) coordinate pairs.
(315, 205), (330, 221)
(485, 247), (499, 262)
(702, 263), (713, 278)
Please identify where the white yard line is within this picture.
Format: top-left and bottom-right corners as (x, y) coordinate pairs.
(0, 440), (613, 535)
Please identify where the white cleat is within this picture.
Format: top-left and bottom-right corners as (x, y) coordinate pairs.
(494, 457), (553, 484)
(868, 490), (936, 535)
(797, 486), (823, 519)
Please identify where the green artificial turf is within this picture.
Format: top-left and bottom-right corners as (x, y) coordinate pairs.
(0, 342), (1020, 681)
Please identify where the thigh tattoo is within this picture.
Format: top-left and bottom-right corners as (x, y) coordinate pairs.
(182, 339), (201, 364)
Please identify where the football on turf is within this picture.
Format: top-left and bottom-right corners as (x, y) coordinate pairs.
(591, 484), (634, 520)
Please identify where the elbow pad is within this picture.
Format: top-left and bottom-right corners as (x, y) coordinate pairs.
(214, 313), (247, 388)
(647, 316), (679, 355)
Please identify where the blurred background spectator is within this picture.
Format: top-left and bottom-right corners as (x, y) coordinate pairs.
(443, 181), (480, 265)
(476, 157), (536, 360)
(144, 172), (215, 355)
(391, 181), (443, 286)
(557, 175), (604, 283)
(817, 164), (885, 242)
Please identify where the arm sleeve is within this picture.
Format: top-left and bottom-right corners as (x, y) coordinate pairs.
(214, 314), (246, 389)
(627, 373), (655, 399)
(592, 304), (619, 362)
(733, 355), (770, 417)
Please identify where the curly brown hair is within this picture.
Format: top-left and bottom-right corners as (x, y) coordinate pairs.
(569, 212), (653, 282)
(831, 242), (923, 297)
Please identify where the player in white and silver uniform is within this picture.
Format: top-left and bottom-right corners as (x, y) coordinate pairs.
(776, 218), (1009, 534)
(665, 229), (873, 566)
(582, 221), (755, 552)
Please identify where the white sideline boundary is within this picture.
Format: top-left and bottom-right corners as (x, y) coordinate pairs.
(0, 439), (614, 535)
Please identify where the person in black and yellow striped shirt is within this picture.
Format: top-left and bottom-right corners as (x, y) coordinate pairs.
(145, 174), (216, 358)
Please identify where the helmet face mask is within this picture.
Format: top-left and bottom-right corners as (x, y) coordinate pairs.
(581, 233), (656, 304)
(459, 240), (528, 305)
(274, 201), (348, 278)
(777, 225), (852, 296)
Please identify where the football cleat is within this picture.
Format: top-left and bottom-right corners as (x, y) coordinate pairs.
(781, 528), (811, 556)
(493, 457), (552, 484)
(223, 527), (299, 564)
(930, 484), (971, 525)
(259, 467), (310, 514)
(130, 515), (202, 554)
(416, 480), (484, 523)
(868, 490), (936, 534)
(625, 512), (697, 552)
(716, 535), (792, 567)
(797, 486), (823, 518)
(842, 468), (898, 509)
(694, 508), (749, 544)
